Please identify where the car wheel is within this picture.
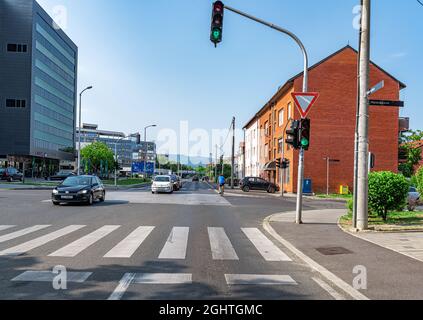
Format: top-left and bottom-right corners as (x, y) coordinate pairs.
(268, 187), (276, 194)
(7, 177), (12, 183)
(99, 192), (105, 202)
(52, 201), (60, 206)
(243, 186), (250, 192)
(87, 193), (93, 206)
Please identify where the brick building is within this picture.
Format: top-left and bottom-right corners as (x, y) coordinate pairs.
(243, 46), (406, 194)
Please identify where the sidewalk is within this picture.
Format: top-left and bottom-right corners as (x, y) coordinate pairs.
(266, 209), (423, 300)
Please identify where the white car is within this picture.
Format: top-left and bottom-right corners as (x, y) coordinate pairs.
(408, 187), (420, 211)
(151, 175), (173, 194)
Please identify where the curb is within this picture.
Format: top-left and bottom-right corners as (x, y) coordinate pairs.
(263, 211), (369, 300)
(338, 216), (423, 234)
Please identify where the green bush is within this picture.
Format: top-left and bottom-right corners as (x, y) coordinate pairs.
(346, 199), (353, 214)
(416, 166), (423, 195)
(368, 171), (409, 221)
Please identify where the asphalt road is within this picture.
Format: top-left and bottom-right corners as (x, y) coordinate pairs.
(0, 181), (347, 300)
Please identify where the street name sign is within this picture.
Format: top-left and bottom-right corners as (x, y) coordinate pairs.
(369, 100), (404, 107)
(291, 92), (319, 118)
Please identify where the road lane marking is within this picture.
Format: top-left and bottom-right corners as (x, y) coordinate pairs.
(0, 226), (15, 232)
(49, 225), (120, 257)
(0, 225), (85, 256)
(207, 227), (239, 260)
(241, 228), (292, 262)
(104, 226), (155, 258)
(108, 273), (137, 301)
(12, 271), (92, 283)
(158, 227), (189, 260)
(134, 273), (192, 284)
(225, 274), (297, 285)
(263, 213), (369, 300)
(312, 277), (346, 300)
(108, 273), (192, 300)
(0, 225), (51, 244)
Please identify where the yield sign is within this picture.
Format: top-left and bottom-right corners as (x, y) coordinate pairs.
(291, 92), (319, 118)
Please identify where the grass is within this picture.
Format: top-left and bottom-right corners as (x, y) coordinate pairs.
(341, 210), (423, 227)
(316, 193), (353, 200)
(102, 178), (151, 186)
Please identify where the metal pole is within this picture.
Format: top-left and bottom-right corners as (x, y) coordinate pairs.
(356, 0), (371, 231)
(114, 143), (117, 187)
(231, 117), (235, 189)
(224, 5), (308, 224)
(327, 157), (330, 196)
(77, 92), (82, 176)
(353, 0), (364, 230)
(215, 145), (218, 183)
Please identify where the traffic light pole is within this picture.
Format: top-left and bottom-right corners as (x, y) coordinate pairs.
(223, 4), (309, 224)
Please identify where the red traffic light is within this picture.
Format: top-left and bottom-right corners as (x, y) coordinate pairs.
(213, 1), (224, 12)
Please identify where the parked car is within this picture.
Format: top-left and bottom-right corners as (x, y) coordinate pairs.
(52, 175), (105, 206)
(49, 170), (76, 181)
(151, 175), (173, 194)
(0, 167), (23, 182)
(239, 177), (279, 193)
(408, 187), (420, 211)
(192, 175), (199, 182)
(226, 178), (240, 187)
(201, 176), (210, 182)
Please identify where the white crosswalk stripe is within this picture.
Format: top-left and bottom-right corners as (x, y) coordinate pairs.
(208, 227), (239, 260)
(242, 228), (292, 262)
(49, 225), (120, 257)
(225, 274), (297, 285)
(0, 225), (85, 257)
(0, 226), (15, 232)
(12, 271), (92, 283)
(104, 226), (154, 258)
(158, 227), (189, 260)
(0, 225), (51, 244)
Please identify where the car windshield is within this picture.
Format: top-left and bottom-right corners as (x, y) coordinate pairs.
(155, 176), (170, 182)
(409, 187), (417, 192)
(62, 176), (92, 186)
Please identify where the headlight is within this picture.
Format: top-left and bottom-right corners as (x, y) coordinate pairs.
(52, 189), (58, 194)
(78, 190), (89, 194)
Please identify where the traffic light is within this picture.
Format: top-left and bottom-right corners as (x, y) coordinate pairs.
(210, 1), (224, 46)
(282, 158), (290, 169)
(276, 158), (282, 168)
(300, 118), (311, 151)
(135, 133), (141, 145)
(286, 120), (300, 149)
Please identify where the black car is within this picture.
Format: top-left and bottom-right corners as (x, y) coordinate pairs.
(0, 167), (23, 182)
(240, 177), (279, 193)
(49, 170), (76, 181)
(192, 175), (199, 182)
(52, 175), (105, 206)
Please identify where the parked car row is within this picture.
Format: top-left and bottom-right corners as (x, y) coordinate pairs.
(0, 167), (23, 182)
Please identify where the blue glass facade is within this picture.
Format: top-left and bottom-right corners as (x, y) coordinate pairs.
(31, 12), (77, 159)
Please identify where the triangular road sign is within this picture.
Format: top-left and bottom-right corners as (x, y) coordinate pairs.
(291, 92), (319, 118)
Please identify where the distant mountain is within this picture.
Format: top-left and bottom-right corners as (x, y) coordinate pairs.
(167, 155), (211, 168)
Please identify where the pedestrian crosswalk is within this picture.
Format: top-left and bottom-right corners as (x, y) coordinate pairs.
(0, 224), (293, 262)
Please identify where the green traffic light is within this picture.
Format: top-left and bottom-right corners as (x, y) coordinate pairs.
(301, 138), (309, 147)
(212, 28), (221, 40)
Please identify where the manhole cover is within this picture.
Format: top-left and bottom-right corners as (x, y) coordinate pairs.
(316, 247), (353, 256)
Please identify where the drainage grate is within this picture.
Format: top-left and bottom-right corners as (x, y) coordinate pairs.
(316, 247), (353, 256)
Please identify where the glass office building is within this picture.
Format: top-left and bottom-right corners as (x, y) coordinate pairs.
(0, 0), (77, 177)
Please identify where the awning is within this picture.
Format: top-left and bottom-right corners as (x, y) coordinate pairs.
(263, 161), (276, 171)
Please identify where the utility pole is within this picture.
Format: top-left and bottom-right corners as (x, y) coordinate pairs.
(215, 145), (218, 183)
(231, 117), (235, 189)
(356, 0), (371, 231)
(353, 0), (364, 230)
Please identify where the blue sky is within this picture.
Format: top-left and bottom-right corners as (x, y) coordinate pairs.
(37, 0), (423, 157)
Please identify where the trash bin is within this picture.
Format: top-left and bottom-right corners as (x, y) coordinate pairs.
(339, 185), (349, 195)
(303, 179), (312, 194)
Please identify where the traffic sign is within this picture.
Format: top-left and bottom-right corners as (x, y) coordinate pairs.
(291, 92), (319, 118)
(369, 100), (404, 107)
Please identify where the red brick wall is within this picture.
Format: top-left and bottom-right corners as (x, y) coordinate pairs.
(290, 47), (401, 193)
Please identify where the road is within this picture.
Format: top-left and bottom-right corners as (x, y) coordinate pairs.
(0, 181), (347, 300)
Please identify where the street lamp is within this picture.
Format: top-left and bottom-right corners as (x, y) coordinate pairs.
(77, 86), (93, 175)
(143, 124), (157, 177)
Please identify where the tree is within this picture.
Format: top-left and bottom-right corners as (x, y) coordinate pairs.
(399, 130), (423, 177)
(368, 171), (409, 221)
(81, 142), (115, 175)
(416, 166), (423, 195)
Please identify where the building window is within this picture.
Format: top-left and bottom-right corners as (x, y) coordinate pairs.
(7, 43), (27, 52)
(278, 139), (283, 154)
(279, 109), (285, 127)
(288, 102), (292, 120)
(6, 99), (26, 108)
